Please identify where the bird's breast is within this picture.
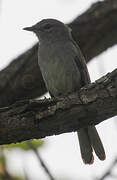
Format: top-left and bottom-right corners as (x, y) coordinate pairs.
(38, 43), (81, 97)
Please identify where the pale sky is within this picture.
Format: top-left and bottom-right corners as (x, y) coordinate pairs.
(0, 0), (117, 180)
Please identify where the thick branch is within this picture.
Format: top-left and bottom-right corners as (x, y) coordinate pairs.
(70, 0), (117, 60)
(0, 0), (117, 107)
(0, 68), (117, 145)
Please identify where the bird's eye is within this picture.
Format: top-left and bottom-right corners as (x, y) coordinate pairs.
(44, 24), (52, 30)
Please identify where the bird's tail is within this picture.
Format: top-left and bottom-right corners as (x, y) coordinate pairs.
(77, 126), (106, 164)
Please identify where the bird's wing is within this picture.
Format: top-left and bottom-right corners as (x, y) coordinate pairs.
(71, 39), (91, 86)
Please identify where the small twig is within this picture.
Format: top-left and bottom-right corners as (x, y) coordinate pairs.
(27, 140), (55, 180)
(96, 158), (117, 180)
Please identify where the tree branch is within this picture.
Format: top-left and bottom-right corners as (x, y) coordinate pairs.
(0, 0), (117, 107)
(96, 158), (117, 180)
(70, 0), (117, 60)
(0, 68), (117, 145)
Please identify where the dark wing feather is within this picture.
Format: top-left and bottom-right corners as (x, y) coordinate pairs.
(71, 39), (91, 86)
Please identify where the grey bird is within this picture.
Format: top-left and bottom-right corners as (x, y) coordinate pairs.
(24, 19), (106, 164)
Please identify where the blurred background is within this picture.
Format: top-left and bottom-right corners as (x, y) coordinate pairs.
(0, 0), (117, 179)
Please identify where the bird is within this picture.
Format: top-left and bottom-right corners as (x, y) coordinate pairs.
(24, 19), (106, 164)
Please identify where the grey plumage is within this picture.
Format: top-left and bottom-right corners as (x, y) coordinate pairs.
(24, 19), (106, 164)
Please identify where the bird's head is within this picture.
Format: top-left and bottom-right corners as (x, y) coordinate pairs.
(23, 19), (72, 43)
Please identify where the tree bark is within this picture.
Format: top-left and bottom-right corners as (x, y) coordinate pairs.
(0, 68), (117, 145)
(0, 0), (117, 107)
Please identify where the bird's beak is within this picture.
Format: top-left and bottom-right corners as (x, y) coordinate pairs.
(23, 26), (35, 32)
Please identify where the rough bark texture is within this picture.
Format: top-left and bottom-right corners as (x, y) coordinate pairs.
(0, 0), (117, 107)
(0, 69), (117, 145)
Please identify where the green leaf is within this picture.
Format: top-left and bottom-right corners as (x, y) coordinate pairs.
(2, 139), (44, 151)
(0, 156), (5, 165)
(12, 176), (24, 180)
